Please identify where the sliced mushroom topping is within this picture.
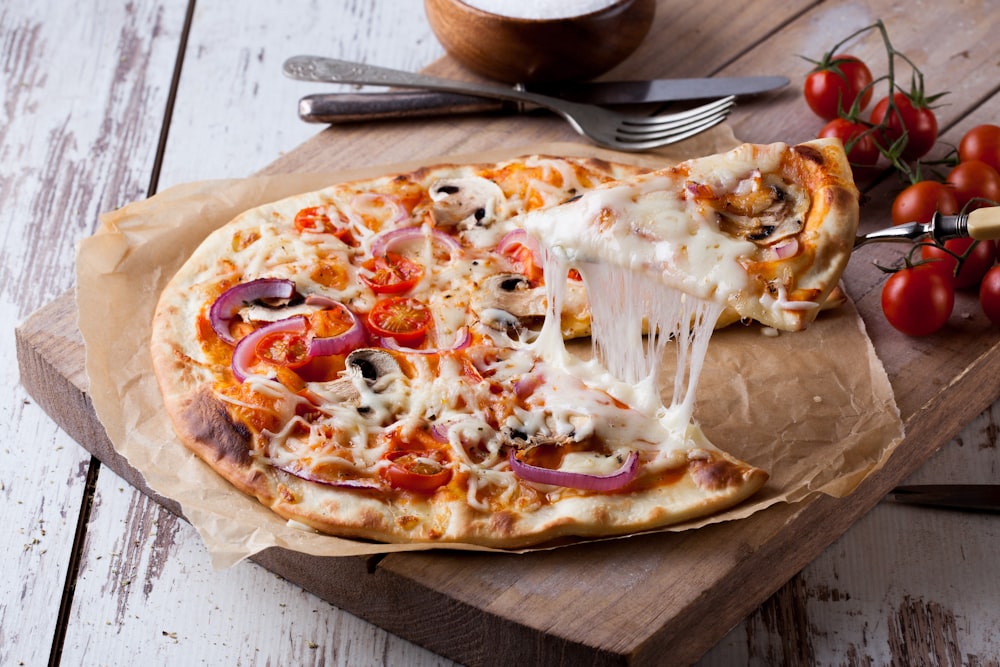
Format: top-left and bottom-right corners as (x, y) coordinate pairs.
(472, 273), (591, 334)
(429, 176), (506, 230)
(472, 273), (544, 327)
(306, 349), (406, 423)
(308, 375), (362, 408)
(714, 174), (810, 246)
(344, 348), (402, 393)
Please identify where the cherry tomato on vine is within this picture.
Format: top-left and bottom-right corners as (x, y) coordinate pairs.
(958, 124), (1000, 172)
(980, 265), (1000, 327)
(366, 296), (432, 346)
(870, 92), (938, 160)
(920, 238), (998, 290)
(946, 160), (1000, 210)
(818, 118), (880, 174)
(881, 263), (954, 336)
(891, 180), (958, 226)
(804, 54), (874, 120)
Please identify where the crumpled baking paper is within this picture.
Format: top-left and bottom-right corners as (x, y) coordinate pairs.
(76, 135), (905, 568)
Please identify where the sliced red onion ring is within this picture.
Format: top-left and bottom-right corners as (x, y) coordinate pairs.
(508, 448), (639, 492)
(429, 421), (453, 443)
(772, 237), (799, 259)
(370, 225), (462, 258)
(231, 316), (307, 382)
(380, 326), (472, 355)
(350, 192), (409, 226)
(274, 462), (383, 489)
(307, 301), (367, 357)
(496, 228), (537, 255)
(210, 278), (296, 344)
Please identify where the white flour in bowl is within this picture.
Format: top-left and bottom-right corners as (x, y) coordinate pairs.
(461, 0), (622, 20)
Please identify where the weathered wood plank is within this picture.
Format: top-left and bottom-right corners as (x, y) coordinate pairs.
(56, 2), (454, 666)
(3, 1), (185, 665)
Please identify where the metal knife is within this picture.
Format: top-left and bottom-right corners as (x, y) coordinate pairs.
(890, 485), (1000, 513)
(297, 75), (789, 124)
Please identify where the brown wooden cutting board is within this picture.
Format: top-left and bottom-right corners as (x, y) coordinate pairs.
(17, 0), (1000, 663)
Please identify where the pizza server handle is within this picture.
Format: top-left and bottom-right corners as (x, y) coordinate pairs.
(853, 206), (1000, 248)
(298, 91), (513, 124)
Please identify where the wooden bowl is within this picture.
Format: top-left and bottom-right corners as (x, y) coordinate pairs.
(424, 0), (656, 83)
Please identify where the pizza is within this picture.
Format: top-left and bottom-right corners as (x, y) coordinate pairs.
(150, 139), (858, 548)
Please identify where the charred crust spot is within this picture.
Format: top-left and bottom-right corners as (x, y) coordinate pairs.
(793, 144), (825, 166)
(182, 388), (252, 464)
(690, 456), (749, 491)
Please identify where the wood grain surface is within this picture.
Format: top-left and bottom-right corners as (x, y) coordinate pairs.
(6, 0), (1000, 665)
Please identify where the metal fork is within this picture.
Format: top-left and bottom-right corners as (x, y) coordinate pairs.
(283, 56), (736, 152)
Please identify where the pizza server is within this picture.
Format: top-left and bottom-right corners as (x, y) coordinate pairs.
(293, 74), (790, 123)
(854, 207), (1000, 248)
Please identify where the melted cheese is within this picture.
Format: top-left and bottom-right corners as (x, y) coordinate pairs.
(204, 156), (767, 505)
(520, 174), (756, 304)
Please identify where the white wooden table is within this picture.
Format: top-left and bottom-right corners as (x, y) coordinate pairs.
(4, 1), (999, 665)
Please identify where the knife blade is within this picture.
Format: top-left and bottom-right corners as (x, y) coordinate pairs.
(889, 485), (1000, 513)
(297, 75), (789, 124)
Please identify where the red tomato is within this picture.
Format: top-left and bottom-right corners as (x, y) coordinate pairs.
(920, 238), (998, 290)
(293, 206), (356, 245)
(360, 252), (424, 294)
(818, 118), (881, 174)
(980, 265), (1000, 326)
(891, 180), (959, 226)
(870, 92), (938, 160)
(804, 54), (874, 120)
(958, 124), (1000, 172)
(254, 330), (311, 369)
(946, 160), (1000, 210)
(881, 263), (954, 336)
(382, 451), (452, 494)
(367, 296), (432, 346)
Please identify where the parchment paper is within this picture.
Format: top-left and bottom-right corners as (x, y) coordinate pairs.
(76, 133), (905, 568)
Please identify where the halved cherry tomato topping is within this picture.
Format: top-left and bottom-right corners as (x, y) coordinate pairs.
(382, 451), (452, 494)
(360, 252), (424, 294)
(367, 296), (432, 346)
(255, 330), (311, 369)
(293, 206), (356, 245)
